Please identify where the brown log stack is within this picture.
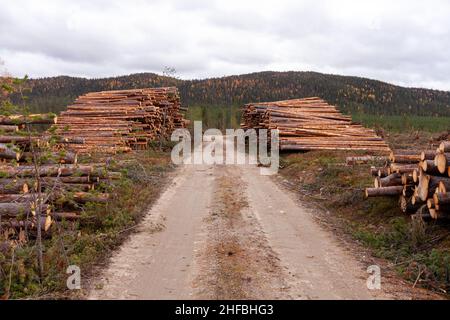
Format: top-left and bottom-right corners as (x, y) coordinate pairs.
(365, 141), (450, 220)
(240, 97), (391, 153)
(53, 87), (187, 154)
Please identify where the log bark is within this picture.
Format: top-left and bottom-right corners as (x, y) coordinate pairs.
(20, 151), (77, 165)
(0, 203), (51, 217)
(417, 175), (450, 202)
(433, 192), (450, 211)
(365, 186), (403, 197)
(51, 211), (81, 221)
(0, 143), (21, 160)
(390, 152), (421, 164)
(439, 181), (448, 193)
(390, 163), (417, 174)
(0, 193), (34, 203)
(420, 160), (442, 175)
(420, 150), (437, 161)
(400, 195), (422, 214)
(439, 141), (450, 153)
(370, 167), (380, 177)
(411, 194), (423, 206)
(374, 173), (402, 188)
(346, 156), (387, 165)
(0, 125), (19, 132)
(1, 216), (52, 232)
(377, 167), (389, 177)
(0, 180), (29, 194)
(0, 114), (57, 125)
(0, 165), (63, 178)
(48, 183), (94, 192)
(401, 173), (414, 185)
(58, 165), (93, 176)
(402, 185), (414, 197)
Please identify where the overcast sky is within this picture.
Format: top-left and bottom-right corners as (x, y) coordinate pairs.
(1, 0), (449, 90)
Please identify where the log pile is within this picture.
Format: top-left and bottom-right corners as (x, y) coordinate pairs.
(241, 97), (391, 153)
(0, 114), (121, 239)
(54, 87), (187, 154)
(0, 162), (120, 238)
(365, 141), (450, 220)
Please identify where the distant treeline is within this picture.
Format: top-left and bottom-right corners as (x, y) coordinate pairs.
(20, 71), (450, 117)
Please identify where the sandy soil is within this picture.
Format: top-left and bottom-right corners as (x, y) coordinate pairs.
(87, 140), (442, 300)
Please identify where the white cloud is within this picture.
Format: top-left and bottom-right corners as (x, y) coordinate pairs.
(0, 0), (449, 90)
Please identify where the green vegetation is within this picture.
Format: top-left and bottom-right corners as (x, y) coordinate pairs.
(352, 114), (450, 132)
(186, 105), (241, 130)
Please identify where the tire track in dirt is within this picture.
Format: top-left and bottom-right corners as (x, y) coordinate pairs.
(193, 165), (291, 299)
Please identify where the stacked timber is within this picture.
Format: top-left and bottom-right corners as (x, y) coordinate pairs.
(241, 97), (391, 153)
(0, 162), (120, 238)
(0, 113), (121, 238)
(365, 141), (450, 221)
(55, 87), (187, 154)
(0, 113), (58, 163)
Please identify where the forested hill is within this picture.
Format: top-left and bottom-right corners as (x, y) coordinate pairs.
(25, 71), (450, 116)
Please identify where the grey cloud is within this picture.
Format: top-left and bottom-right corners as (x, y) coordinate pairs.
(0, 0), (449, 90)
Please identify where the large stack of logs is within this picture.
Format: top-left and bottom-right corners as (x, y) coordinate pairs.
(55, 87), (187, 154)
(0, 114), (120, 238)
(365, 141), (450, 220)
(241, 97), (391, 153)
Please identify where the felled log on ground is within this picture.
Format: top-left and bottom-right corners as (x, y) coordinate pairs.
(389, 150), (421, 164)
(374, 173), (402, 188)
(0, 193), (34, 203)
(0, 114), (57, 125)
(0, 165), (66, 178)
(0, 180), (29, 194)
(433, 192), (450, 212)
(53, 192), (109, 204)
(19, 151), (78, 165)
(0, 125), (19, 132)
(346, 156), (388, 166)
(399, 195), (422, 214)
(0, 143), (21, 160)
(420, 160), (442, 176)
(439, 141), (450, 153)
(50, 211), (81, 221)
(0, 203), (51, 217)
(365, 186), (403, 198)
(1, 216), (52, 232)
(417, 175), (450, 202)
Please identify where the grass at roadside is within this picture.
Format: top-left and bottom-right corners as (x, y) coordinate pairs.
(278, 132), (450, 294)
(0, 149), (174, 299)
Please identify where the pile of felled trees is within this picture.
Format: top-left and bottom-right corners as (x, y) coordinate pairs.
(0, 113), (121, 239)
(365, 141), (450, 220)
(54, 87), (188, 154)
(241, 97), (391, 153)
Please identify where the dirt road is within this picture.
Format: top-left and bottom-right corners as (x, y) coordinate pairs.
(88, 144), (438, 300)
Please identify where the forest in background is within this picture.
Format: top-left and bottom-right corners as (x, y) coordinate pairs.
(13, 71), (450, 131)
